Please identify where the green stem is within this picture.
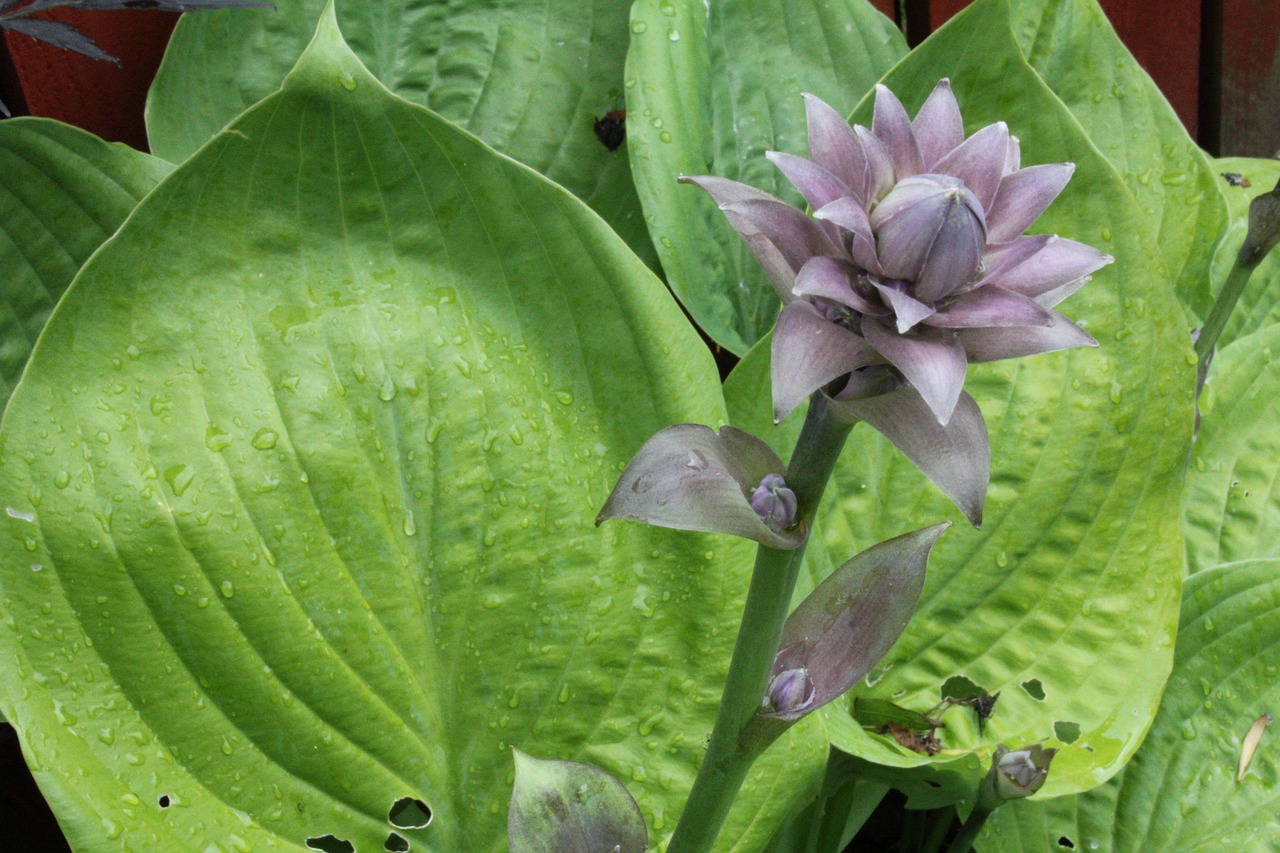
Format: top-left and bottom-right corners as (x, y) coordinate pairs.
(1194, 258), (1257, 379)
(941, 803), (995, 853)
(665, 395), (853, 853)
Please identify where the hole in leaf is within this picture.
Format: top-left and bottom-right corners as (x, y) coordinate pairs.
(157, 794), (171, 809)
(1054, 721), (1081, 744)
(305, 835), (355, 853)
(388, 797), (433, 830)
(939, 674), (987, 701)
(1021, 679), (1046, 701)
(385, 832), (411, 852)
(1058, 837), (1075, 848)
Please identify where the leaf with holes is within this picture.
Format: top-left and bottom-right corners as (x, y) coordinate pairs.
(979, 559), (1280, 850)
(724, 0), (1192, 799)
(0, 9), (826, 851)
(145, 0), (657, 271)
(624, 0), (907, 355)
(0, 118), (171, 414)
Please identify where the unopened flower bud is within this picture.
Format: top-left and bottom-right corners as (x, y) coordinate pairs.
(762, 667), (815, 718)
(980, 743), (1056, 806)
(750, 473), (798, 532)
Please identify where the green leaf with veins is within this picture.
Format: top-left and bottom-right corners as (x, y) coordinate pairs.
(146, 0), (659, 272)
(0, 10), (824, 851)
(0, 118), (171, 412)
(979, 559), (1280, 851)
(1204, 157), (1280, 349)
(1184, 322), (1280, 574)
(1007, 0), (1226, 324)
(725, 0), (1192, 800)
(624, 0), (907, 355)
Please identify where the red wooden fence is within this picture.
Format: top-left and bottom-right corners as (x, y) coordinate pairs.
(0, 3), (1275, 156)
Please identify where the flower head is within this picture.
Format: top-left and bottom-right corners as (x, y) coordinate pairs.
(980, 743), (1057, 805)
(683, 81), (1111, 525)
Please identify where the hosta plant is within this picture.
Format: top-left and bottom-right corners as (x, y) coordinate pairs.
(0, 0), (1275, 852)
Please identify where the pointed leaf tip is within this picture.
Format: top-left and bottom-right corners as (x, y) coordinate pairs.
(597, 424), (806, 549)
(509, 749), (647, 853)
(766, 523), (950, 720)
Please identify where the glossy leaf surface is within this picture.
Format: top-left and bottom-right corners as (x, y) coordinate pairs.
(0, 118), (171, 412)
(0, 13), (822, 851)
(981, 560), (1280, 850)
(146, 0), (657, 270)
(724, 0), (1192, 798)
(624, 0), (907, 354)
(1205, 157), (1280, 349)
(1008, 0), (1226, 322)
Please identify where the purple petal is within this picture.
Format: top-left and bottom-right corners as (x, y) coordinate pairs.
(681, 175), (800, 303)
(803, 93), (868, 200)
(1005, 134), (1021, 174)
(872, 84), (924, 180)
(862, 320), (968, 425)
(872, 175), (986, 302)
(773, 302), (883, 422)
(814, 197), (882, 275)
(956, 315), (1098, 362)
(765, 523), (950, 718)
(932, 121), (1009, 213)
(912, 79), (964, 170)
(981, 236), (1113, 299)
(597, 424), (806, 548)
(722, 198), (841, 273)
(793, 256), (883, 315)
(871, 280), (936, 332)
(922, 285), (1054, 328)
(767, 151), (853, 212)
(987, 163), (1075, 243)
(974, 235), (1052, 287)
(854, 126), (896, 202)
(830, 388), (990, 526)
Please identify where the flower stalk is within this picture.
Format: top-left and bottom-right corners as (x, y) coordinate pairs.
(665, 393), (852, 853)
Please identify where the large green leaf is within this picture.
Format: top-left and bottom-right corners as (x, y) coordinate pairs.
(0, 118), (171, 412)
(0, 12), (824, 851)
(1008, 0), (1226, 323)
(1183, 322), (1280, 574)
(724, 0), (1192, 799)
(1205, 157), (1280, 349)
(979, 559), (1280, 851)
(146, 0), (658, 271)
(624, 0), (907, 355)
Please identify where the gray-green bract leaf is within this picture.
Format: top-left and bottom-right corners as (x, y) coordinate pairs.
(768, 524), (949, 720)
(725, 0), (1192, 799)
(624, 0), (907, 355)
(508, 749), (647, 853)
(0, 117), (171, 413)
(979, 559), (1280, 851)
(1007, 0), (1226, 323)
(145, 0), (657, 271)
(0, 10), (823, 851)
(1184, 322), (1280, 574)
(1205, 157), (1280, 349)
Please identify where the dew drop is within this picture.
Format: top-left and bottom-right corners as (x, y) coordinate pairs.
(252, 429), (279, 450)
(220, 580), (235, 599)
(631, 20), (648, 33)
(338, 72), (357, 91)
(554, 390), (574, 405)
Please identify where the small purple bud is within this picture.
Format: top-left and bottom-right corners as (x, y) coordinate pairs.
(750, 473), (798, 532)
(979, 743), (1057, 807)
(762, 667), (815, 718)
